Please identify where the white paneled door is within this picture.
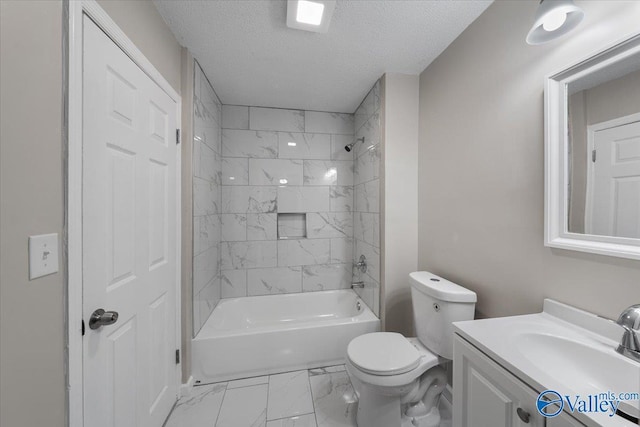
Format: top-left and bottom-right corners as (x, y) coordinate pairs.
(588, 120), (640, 238)
(82, 16), (178, 427)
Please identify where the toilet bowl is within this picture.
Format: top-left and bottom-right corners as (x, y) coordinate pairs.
(346, 272), (476, 427)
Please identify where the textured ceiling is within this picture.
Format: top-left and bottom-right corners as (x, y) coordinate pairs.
(154, 0), (493, 113)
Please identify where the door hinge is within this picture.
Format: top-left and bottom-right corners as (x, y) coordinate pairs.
(175, 349), (180, 364)
(592, 149), (596, 162)
(82, 319), (85, 336)
(176, 129), (181, 145)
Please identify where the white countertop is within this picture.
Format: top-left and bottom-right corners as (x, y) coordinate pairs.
(453, 299), (640, 427)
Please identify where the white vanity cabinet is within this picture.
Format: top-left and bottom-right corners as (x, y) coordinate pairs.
(547, 415), (589, 427)
(453, 335), (587, 427)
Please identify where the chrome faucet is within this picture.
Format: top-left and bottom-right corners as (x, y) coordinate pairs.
(352, 281), (365, 289)
(355, 255), (367, 273)
(615, 304), (640, 363)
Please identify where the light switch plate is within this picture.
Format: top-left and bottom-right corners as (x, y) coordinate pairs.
(29, 233), (59, 280)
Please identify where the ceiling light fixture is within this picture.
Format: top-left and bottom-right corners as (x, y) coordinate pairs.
(526, 0), (584, 45)
(286, 0), (336, 33)
(297, 0), (324, 25)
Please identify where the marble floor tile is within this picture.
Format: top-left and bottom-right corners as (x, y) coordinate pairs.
(267, 370), (314, 421)
(162, 365), (360, 427)
(216, 383), (268, 427)
(309, 371), (358, 427)
(227, 375), (269, 389)
(308, 365), (346, 376)
(439, 396), (453, 427)
(164, 382), (226, 427)
(266, 414), (317, 427)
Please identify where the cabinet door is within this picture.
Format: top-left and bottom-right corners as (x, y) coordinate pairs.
(453, 335), (545, 427)
(547, 412), (587, 427)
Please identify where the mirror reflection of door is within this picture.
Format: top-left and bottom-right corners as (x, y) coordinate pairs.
(586, 118), (640, 238)
(567, 66), (640, 238)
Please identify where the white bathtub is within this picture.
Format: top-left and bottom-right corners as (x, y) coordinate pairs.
(192, 289), (380, 384)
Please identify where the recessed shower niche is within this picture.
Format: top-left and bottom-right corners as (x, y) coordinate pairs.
(277, 213), (307, 239)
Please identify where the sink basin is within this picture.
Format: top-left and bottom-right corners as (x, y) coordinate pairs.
(515, 332), (640, 418)
(454, 300), (640, 426)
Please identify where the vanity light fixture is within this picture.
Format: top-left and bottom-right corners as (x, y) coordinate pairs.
(526, 0), (584, 45)
(286, 0), (336, 33)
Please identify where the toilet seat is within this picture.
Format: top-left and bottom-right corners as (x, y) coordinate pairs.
(347, 332), (423, 376)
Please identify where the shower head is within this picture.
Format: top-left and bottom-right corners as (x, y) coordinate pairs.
(345, 137), (365, 152)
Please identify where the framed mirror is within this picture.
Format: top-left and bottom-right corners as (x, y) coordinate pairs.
(545, 33), (640, 260)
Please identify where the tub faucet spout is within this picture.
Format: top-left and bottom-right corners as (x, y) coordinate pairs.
(352, 282), (365, 289)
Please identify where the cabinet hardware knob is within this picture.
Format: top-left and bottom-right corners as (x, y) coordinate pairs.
(517, 407), (531, 423)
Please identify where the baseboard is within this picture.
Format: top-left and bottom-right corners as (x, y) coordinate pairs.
(179, 375), (195, 398)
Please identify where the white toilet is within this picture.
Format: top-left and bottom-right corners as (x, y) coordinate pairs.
(346, 271), (476, 427)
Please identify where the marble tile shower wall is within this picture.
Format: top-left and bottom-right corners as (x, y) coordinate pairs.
(220, 105), (355, 298)
(353, 81), (381, 317)
(193, 64), (222, 335)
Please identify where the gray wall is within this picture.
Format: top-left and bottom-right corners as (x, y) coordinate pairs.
(418, 0), (640, 320)
(381, 73), (420, 336)
(180, 48), (195, 382)
(96, 0), (182, 94)
(1, 2), (66, 426)
(568, 90), (588, 234)
(0, 1), (184, 426)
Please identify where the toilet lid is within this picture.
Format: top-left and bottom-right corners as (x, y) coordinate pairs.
(347, 332), (421, 376)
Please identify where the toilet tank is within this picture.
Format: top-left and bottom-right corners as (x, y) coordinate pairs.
(409, 272), (476, 360)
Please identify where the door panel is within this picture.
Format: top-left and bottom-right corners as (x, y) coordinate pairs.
(106, 146), (137, 286)
(82, 15), (177, 427)
(148, 159), (168, 268)
(148, 293), (168, 412)
(109, 319), (137, 427)
(589, 121), (640, 238)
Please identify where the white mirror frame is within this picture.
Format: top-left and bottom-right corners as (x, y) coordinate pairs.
(544, 33), (640, 260)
